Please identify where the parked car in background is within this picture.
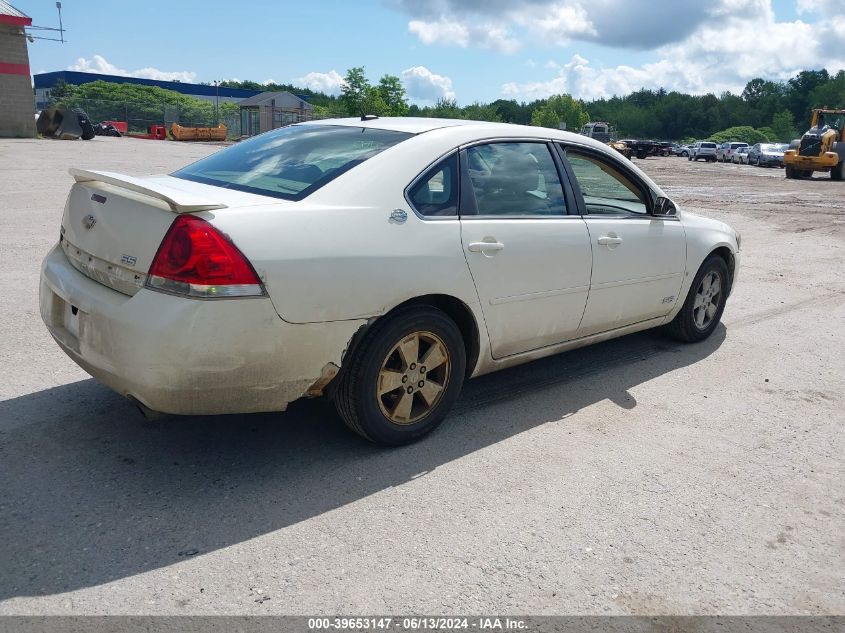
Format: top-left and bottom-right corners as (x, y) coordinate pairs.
(39, 117), (739, 445)
(679, 144), (694, 157)
(654, 141), (673, 157)
(689, 141), (718, 162)
(716, 142), (749, 162)
(748, 143), (788, 167)
(732, 146), (751, 164)
(669, 143), (684, 156)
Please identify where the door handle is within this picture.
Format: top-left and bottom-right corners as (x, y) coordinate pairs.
(597, 236), (623, 246)
(468, 241), (505, 253)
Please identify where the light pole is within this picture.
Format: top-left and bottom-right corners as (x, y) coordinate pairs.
(213, 80), (220, 124)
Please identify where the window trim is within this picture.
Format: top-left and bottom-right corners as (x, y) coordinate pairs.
(458, 138), (578, 220)
(403, 150), (461, 220)
(555, 142), (679, 221)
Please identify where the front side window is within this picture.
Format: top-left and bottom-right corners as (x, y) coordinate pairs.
(172, 125), (412, 200)
(407, 153), (459, 217)
(462, 142), (566, 217)
(564, 149), (649, 216)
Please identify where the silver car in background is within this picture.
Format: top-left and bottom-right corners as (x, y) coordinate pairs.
(748, 143), (788, 167)
(689, 141), (718, 162)
(717, 142), (749, 162)
(732, 146), (751, 164)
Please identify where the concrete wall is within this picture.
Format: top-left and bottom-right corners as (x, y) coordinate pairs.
(0, 23), (35, 138)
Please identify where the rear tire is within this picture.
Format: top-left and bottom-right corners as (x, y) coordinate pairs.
(666, 255), (730, 343)
(831, 161), (844, 181)
(334, 306), (466, 446)
(785, 165), (797, 179)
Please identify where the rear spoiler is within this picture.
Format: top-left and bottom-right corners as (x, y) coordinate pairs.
(69, 168), (228, 214)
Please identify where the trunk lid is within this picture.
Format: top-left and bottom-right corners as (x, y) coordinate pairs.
(59, 170), (267, 296)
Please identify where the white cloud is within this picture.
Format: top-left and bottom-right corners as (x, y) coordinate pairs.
(409, 16), (519, 53)
(501, 1), (845, 101)
(397, 0), (714, 52)
(296, 69), (345, 95)
(409, 17), (469, 47)
(68, 55), (196, 82)
(401, 65), (456, 103)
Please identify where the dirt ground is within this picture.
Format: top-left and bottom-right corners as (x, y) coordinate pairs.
(0, 137), (843, 616)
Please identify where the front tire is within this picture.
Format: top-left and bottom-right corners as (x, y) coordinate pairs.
(667, 255), (729, 343)
(831, 161), (845, 181)
(334, 306), (466, 445)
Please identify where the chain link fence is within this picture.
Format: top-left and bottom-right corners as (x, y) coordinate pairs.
(51, 97), (350, 140)
(52, 98), (243, 138)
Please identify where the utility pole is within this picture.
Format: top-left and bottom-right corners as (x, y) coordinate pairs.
(56, 2), (64, 43)
(214, 80), (219, 124)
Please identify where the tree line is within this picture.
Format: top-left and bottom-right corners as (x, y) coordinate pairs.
(48, 67), (845, 142)
(223, 67), (842, 142)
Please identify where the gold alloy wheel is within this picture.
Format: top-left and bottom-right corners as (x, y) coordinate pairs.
(376, 331), (451, 425)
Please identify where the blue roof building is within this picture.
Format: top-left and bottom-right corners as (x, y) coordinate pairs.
(33, 70), (263, 110)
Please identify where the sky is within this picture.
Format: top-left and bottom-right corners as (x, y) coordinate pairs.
(18, 0), (845, 105)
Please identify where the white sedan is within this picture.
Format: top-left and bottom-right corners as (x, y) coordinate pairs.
(40, 117), (740, 445)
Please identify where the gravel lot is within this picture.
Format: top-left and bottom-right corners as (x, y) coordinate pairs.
(0, 137), (843, 615)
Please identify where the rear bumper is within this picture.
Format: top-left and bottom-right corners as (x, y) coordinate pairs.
(783, 150), (837, 169)
(40, 244), (365, 415)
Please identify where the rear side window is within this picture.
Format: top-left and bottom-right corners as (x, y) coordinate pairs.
(462, 142), (566, 217)
(407, 154), (459, 217)
(172, 125), (412, 201)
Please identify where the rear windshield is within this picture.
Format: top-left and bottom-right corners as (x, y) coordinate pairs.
(172, 125), (412, 200)
(701, 142), (717, 148)
(730, 143), (747, 148)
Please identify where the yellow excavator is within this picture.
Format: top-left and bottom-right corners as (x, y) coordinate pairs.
(783, 108), (845, 179)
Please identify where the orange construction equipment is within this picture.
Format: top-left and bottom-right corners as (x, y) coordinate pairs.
(171, 122), (227, 141)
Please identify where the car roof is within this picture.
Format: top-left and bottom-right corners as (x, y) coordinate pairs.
(306, 117), (480, 134)
(301, 117), (611, 150)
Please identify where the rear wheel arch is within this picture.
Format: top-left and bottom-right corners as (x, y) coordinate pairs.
(338, 294), (480, 383)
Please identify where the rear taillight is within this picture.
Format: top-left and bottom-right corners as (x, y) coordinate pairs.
(146, 215), (264, 298)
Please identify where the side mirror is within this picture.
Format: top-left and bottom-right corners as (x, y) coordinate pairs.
(652, 196), (677, 217)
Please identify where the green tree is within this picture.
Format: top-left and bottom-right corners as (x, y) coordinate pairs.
(362, 85), (391, 116)
(809, 69), (845, 110)
(709, 126), (770, 144)
(47, 78), (75, 105)
(427, 98), (463, 119)
(770, 110), (796, 142)
(462, 102), (503, 122)
(530, 94), (589, 131)
(377, 75), (408, 116)
(490, 99), (532, 124)
(340, 66), (370, 115)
